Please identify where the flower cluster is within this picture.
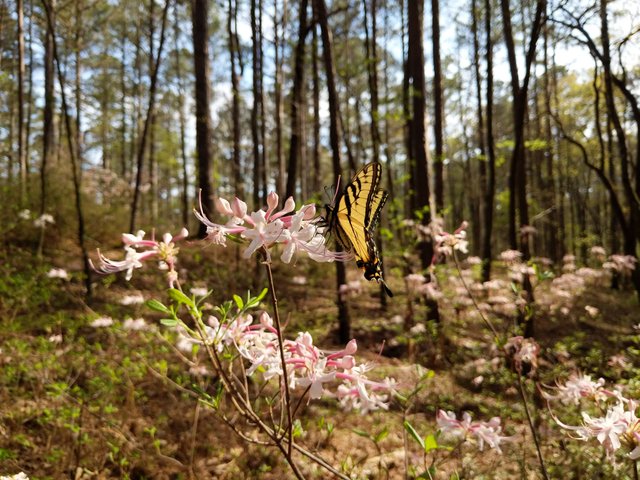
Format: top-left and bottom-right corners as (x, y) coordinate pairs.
(432, 221), (469, 259)
(604, 254), (637, 277)
(177, 311), (396, 413)
(34, 213), (55, 228)
(547, 375), (640, 459)
(195, 192), (349, 264)
(91, 228), (188, 286)
(503, 336), (540, 376)
(542, 373), (609, 405)
(436, 410), (512, 453)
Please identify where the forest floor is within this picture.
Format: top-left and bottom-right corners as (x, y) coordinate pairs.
(1, 241), (639, 479)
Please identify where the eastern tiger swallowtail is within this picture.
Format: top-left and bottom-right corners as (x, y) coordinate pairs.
(325, 162), (393, 297)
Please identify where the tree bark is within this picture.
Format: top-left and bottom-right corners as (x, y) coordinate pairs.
(285, 0), (308, 200)
(431, 0), (444, 215)
(17, 0), (27, 204)
(40, 0), (56, 216)
(228, 0), (243, 198)
(129, 0), (171, 232)
(407, 0), (439, 322)
(481, 0), (496, 282)
(192, 0), (214, 235)
(312, 0), (351, 343)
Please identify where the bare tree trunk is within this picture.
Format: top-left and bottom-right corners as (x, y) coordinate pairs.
(481, 0), (496, 282)
(285, 0), (308, 200)
(259, 0), (268, 202)
(251, 0), (262, 206)
(274, 0), (285, 195)
(120, 23), (128, 178)
(148, 0), (158, 221)
(192, 0), (214, 236)
(228, 0), (243, 197)
(431, 0), (444, 215)
(407, 0), (439, 322)
(363, 0), (387, 307)
(311, 24), (321, 194)
(471, 0), (485, 256)
(501, 0), (545, 258)
(41, 0), (92, 296)
(129, 0), (171, 232)
(40, 0), (56, 216)
(25, 0), (35, 197)
(174, 4), (189, 227)
(312, 0), (351, 343)
(17, 0), (27, 204)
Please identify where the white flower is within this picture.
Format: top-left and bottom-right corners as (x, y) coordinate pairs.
(584, 305), (599, 318)
(34, 213), (55, 228)
(0, 473), (30, 480)
(119, 293), (145, 305)
(47, 268), (69, 280)
(90, 316), (114, 328)
(190, 287), (209, 297)
(122, 318), (148, 331)
(18, 209), (31, 220)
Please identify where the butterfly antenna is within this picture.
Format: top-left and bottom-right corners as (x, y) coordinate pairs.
(330, 175), (342, 205)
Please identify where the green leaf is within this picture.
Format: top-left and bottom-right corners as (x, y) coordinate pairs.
(374, 427), (389, 443)
(168, 288), (193, 307)
(424, 434), (438, 452)
(160, 318), (178, 327)
(233, 294), (244, 310)
(146, 299), (170, 313)
(256, 287), (268, 302)
(352, 428), (370, 439)
(404, 421), (425, 451)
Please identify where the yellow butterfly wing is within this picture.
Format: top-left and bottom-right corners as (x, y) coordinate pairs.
(328, 162), (393, 297)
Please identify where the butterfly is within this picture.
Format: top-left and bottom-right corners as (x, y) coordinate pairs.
(324, 162), (393, 297)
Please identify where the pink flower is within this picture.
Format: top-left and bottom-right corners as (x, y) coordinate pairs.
(436, 410), (512, 452)
(92, 228), (188, 286)
(196, 192), (348, 264)
(542, 373), (609, 405)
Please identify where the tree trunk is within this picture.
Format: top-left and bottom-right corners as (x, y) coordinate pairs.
(192, 0), (214, 235)
(228, 0), (243, 198)
(481, 0), (496, 282)
(40, 0), (56, 216)
(148, 0), (158, 221)
(174, 4), (189, 227)
(274, 0), (285, 195)
(312, 0), (351, 343)
(407, 0), (439, 322)
(501, 0), (545, 259)
(251, 0), (262, 206)
(285, 0), (308, 200)
(129, 0), (171, 232)
(17, 0), (27, 203)
(431, 0), (444, 215)
(311, 24), (321, 195)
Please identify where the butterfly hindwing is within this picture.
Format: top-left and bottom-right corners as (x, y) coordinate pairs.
(326, 162), (393, 297)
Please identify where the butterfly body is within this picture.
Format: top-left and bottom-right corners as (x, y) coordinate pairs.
(325, 162), (393, 297)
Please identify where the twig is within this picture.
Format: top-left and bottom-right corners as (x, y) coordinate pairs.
(517, 373), (549, 480)
(452, 251), (499, 340)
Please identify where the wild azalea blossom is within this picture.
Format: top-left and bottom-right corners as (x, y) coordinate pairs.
(176, 311), (396, 413)
(552, 397), (640, 459)
(119, 293), (145, 305)
(432, 221), (469, 259)
(91, 228), (188, 286)
(195, 192), (350, 264)
(34, 213), (55, 228)
(90, 316), (114, 328)
(542, 373), (610, 405)
(47, 268), (69, 280)
(436, 410), (512, 453)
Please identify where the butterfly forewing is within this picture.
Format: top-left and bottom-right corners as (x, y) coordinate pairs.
(325, 162), (393, 297)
